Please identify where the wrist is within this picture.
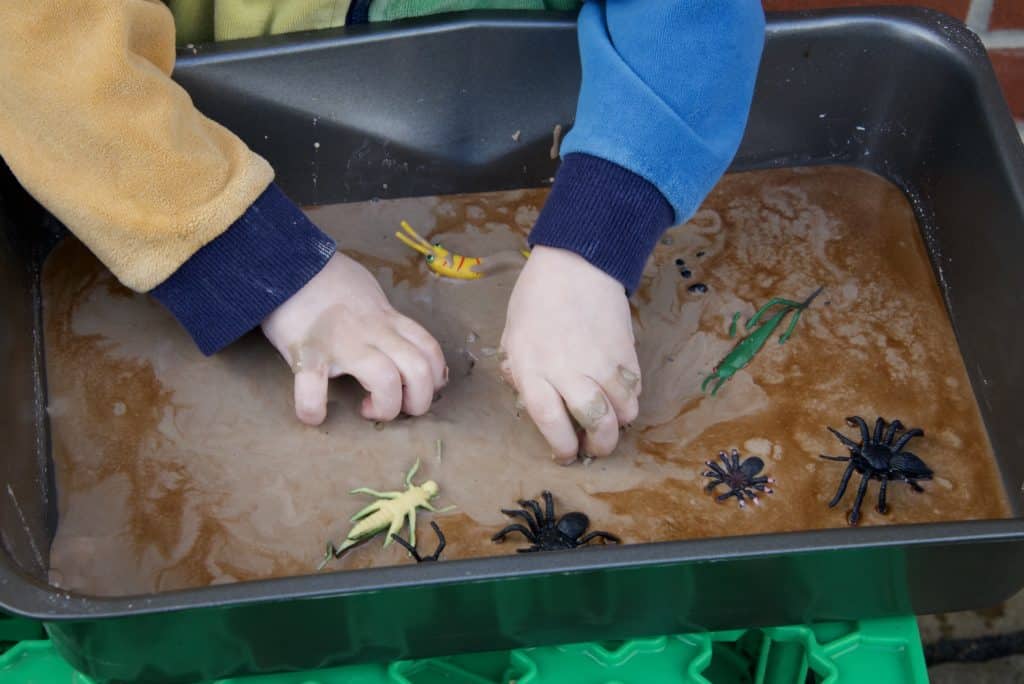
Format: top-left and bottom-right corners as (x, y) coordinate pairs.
(151, 183), (336, 356)
(529, 153), (674, 295)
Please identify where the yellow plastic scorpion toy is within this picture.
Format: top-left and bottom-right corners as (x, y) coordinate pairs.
(395, 220), (529, 280)
(318, 458), (453, 570)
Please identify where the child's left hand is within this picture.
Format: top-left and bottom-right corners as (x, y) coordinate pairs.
(500, 246), (641, 464)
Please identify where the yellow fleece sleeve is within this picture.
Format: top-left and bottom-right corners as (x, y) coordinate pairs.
(0, 0), (274, 292)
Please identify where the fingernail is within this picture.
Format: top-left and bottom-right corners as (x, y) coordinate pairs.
(442, 366), (450, 383)
(617, 364), (640, 391)
(552, 453), (577, 467)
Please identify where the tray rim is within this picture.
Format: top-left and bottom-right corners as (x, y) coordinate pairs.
(5, 5), (1023, 621)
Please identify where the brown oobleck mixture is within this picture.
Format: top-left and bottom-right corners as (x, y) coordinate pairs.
(43, 166), (1010, 597)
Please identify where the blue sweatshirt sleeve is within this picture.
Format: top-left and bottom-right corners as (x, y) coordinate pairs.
(529, 0), (765, 293)
(151, 184), (337, 356)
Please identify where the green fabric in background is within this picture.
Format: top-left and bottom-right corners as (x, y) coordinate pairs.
(167, 0), (577, 45)
(368, 0), (579, 22)
(168, 0), (352, 45)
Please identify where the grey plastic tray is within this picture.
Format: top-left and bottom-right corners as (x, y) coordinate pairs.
(0, 8), (1022, 683)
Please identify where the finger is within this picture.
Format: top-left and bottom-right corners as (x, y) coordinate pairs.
(601, 363), (642, 426)
(374, 335), (435, 417)
(339, 349), (403, 422)
(393, 316), (447, 388)
(520, 375), (578, 464)
(294, 368), (329, 426)
(498, 352), (516, 390)
(554, 375), (620, 458)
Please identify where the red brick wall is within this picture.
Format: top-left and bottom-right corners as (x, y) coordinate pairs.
(764, 1), (1024, 127)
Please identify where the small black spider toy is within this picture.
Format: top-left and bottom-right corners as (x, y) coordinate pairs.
(491, 491), (620, 553)
(703, 449), (775, 508)
(391, 521), (446, 562)
(820, 416), (933, 525)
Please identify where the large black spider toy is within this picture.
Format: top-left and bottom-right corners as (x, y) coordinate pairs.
(391, 521), (446, 562)
(820, 416), (933, 525)
(491, 491), (620, 552)
(703, 449), (775, 508)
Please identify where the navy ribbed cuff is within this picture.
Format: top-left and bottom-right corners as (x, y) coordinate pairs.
(151, 184), (337, 356)
(529, 153), (673, 294)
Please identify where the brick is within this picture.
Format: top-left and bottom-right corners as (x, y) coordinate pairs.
(992, 1), (1024, 30)
(762, 0), (970, 21)
(990, 49), (1024, 119)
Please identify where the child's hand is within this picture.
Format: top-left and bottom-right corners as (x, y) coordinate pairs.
(500, 246), (641, 464)
(262, 253), (447, 426)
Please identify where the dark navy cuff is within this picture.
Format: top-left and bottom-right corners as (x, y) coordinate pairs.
(151, 184), (337, 356)
(529, 153), (673, 295)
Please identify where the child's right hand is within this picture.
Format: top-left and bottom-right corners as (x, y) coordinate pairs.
(261, 253), (447, 426)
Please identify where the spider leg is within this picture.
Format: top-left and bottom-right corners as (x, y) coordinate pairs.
(906, 479), (925, 493)
(704, 479), (724, 493)
(884, 420), (904, 445)
(730, 449), (742, 471)
(742, 488), (762, 506)
(877, 475), (889, 514)
(845, 416), (871, 445)
(542, 491), (556, 526)
(704, 462), (729, 479)
(848, 473), (871, 525)
(518, 498), (545, 530)
(707, 454), (729, 471)
(718, 452), (733, 470)
(827, 427), (861, 452)
(501, 508), (540, 534)
(516, 546), (540, 553)
(390, 533), (423, 562)
(893, 428), (924, 452)
(873, 418), (885, 443)
(492, 524), (535, 543)
(578, 531), (622, 545)
(429, 521), (446, 560)
(819, 454), (851, 462)
(827, 462), (856, 507)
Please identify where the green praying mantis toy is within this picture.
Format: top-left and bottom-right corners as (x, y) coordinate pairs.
(702, 286), (824, 396)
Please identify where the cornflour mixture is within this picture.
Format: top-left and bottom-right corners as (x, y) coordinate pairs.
(43, 167), (1009, 596)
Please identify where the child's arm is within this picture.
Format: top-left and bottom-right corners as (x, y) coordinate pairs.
(502, 0), (766, 461)
(0, 0), (445, 425)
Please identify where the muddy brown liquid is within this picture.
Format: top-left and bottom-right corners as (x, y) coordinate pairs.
(43, 167), (1010, 596)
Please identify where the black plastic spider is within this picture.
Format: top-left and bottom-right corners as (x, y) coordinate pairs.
(491, 491), (620, 552)
(391, 521), (446, 562)
(703, 449), (775, 508)
(820, 416), (933, 525)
